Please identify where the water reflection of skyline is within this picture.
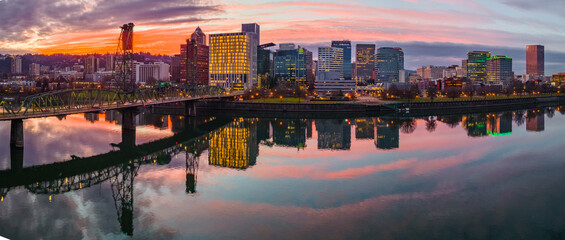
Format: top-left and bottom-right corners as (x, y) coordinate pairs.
(76, 107), (558, 156)
(1, 105), (565, 239)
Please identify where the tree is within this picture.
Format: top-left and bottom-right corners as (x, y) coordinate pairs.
(439, 115), (462, 128)
(425, 116), (437, 133)
(525, 81), (537, 95)
(514, 81), (524, 96)
(477, 85), (487, 99)
(559, 84), (565, 94)
(294, 85), (305, 103)
(402, 84), (419, 101)
(427, 85), (438, 102)
(513, 110), (526, 126)
(446, 87), (461, 100)
(400, 119), (417, 134)
(387, 84), (400, 98)
(463, 84), (475, 100)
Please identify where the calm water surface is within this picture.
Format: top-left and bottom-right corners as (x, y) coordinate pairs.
(1, 106), (565, 239)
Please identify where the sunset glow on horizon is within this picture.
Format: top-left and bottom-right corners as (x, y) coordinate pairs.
(1, 0), (564, 73)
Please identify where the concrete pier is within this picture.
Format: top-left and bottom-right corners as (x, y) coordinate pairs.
(121, 109), (137, 148)
(10, 119), (24, 148)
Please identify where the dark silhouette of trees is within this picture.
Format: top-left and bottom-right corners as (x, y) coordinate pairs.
(446, 87), (461, 100)
(513, 110), (526, 126)
(463, 84), (475, 100)
(387, 84), (400, 98)
(400, 119), (417, 134)
(427, 85), (438, 102)
(525, 81), (537, 95)
(439, 115), (462, 128)
(425, 117), (437, 132)
(401, 84), (419, 101)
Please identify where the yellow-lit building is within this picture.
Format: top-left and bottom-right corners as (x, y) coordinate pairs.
(552, 73), (565, 86)
(208, 119), (258, 169)
(209, 24), (259, 90)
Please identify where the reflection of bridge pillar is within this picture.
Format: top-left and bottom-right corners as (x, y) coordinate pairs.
(185, 151), (199, 194)
(184, 116), (197, 132)
(121, 109), (137, 148)
(184, 101), (197, 117)
(10, 119), (24, 148)
(111, 162), (137, 236)
(10, 145), (24, 170)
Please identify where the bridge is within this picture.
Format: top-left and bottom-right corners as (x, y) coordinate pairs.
(0, 114), (232, 235)
(1, 85), (240, 149)
(0, 85), (237, 121)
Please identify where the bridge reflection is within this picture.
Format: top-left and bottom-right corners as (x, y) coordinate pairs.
(0, 110), (231, 236)
(1, 105), (562, 236)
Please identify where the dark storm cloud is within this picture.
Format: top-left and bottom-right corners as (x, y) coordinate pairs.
(299, 41), (565, 75)
(0, 0), (223, 42)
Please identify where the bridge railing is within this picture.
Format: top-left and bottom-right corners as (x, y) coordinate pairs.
(0, 86), (227, 116)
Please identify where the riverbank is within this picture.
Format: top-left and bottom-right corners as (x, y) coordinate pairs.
(197, 95), (565, 114)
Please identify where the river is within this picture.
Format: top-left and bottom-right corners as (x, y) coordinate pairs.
(1, 106), (565, 239)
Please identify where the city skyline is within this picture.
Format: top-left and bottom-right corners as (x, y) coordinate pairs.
(0, 0), (564, 74)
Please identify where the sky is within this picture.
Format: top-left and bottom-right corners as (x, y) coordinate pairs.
(0, 0), (564, 74)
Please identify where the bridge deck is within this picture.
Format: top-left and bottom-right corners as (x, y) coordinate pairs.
(0, 93), (238, 121)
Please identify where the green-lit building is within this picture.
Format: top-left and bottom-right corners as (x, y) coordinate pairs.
(487, 55), (513, 84)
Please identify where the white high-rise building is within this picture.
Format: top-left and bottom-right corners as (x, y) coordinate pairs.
(135, 62), (170, 84)
(11, 56), (22, 74)
(317, 47), (343, 79)
(315, 47), (355, 93)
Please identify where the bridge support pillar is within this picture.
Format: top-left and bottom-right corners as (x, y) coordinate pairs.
(121, 109), (137, 148)
(184, 101), (197, 117)
(10, 145), (23, 170)
(10, 119), (24, 148)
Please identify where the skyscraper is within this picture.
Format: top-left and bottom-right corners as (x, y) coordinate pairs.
(29, 63), (40, 76)
(466, 51), (491, 82)
(332, 40), (352, 79)
(374, 118), (399, 150)
(105, 54), (115, 71)
(487, 55), (513, 84)
(208, 119), (258, 169)
(355, 44), (375, 83)
(181, 27), (209, 86)
(272, 119), (307, 149)
(11, 56), (22, 74)
(242, 23), (260, 44)
(317, 47), (343, 80)
(85, 55), (99, 74)
(315, 119), (351, 150)
(526, 45), (544, 76)
(355, 118), (375, 139)
(171, 54), (182, 82)
(209, 23), (259, 90)
(375, 47), (404, 82)
(257, 45), (273, 88)
(273, 43), (312, 86)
